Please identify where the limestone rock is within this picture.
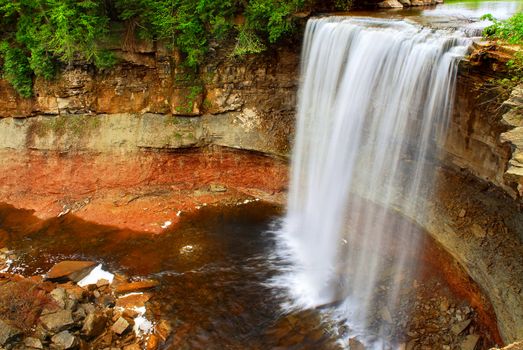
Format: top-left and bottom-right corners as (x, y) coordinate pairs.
(40, 310), (74, 332)
(24, 337), (43, 349)
(82, 312), (107, 339)
(114, 280), (159, 294)
(460, 334), (480, 350)
(123, 344), (141, 350)
(451, 319), (471, 335)
(51, 330), (78, 349)
(116, 293), (151, 309)
(46, 261), (97, 282)
(50, 288), (67, 309)
(0, 320), (21, 346)
(377, 0), (404, 8)
(111, 317), (130, 335)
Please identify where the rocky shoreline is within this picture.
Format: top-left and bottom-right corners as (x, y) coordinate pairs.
(0, 253), (170, 350)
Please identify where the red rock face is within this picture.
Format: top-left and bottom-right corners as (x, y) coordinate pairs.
(0, 148), (288, 233)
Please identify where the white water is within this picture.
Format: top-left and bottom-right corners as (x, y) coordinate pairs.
(276, 17), (471, 347)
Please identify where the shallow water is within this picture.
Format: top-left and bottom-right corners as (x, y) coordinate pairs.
(0, 201), (500, 349)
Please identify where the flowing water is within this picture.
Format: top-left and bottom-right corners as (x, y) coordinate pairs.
(276, 17), (472, 347)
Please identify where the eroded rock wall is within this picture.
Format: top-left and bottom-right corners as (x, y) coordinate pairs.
(0, 40), (298, 156)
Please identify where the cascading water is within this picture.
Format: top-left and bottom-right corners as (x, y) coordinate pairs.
(276, 17), (471, 347)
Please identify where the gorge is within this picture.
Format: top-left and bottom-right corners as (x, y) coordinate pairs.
(0, 1), (522, 349)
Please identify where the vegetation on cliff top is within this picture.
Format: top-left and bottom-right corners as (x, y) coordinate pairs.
(482, 13), (523, 79)
(0, 0), (307, 97)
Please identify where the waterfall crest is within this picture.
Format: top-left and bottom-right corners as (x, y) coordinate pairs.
(277, 17), (471, 346)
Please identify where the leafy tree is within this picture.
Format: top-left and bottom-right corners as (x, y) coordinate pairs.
(0, 0), (114, 96)
(0, 0), (307, 96)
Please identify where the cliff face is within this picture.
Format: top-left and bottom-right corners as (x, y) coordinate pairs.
(0, 40), (298, 156)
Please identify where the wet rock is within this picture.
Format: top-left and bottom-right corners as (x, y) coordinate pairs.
(40, 310), (74, 332)
(46, 261), (97, 282)
(116, 293), (151, 309)
(461, 334), (480, 350)
(50, 288), (68, 308)
(146, 334), (159, 350)
(97, 279), (110, 289)
(451, 319), (471, 335)
(24, 337), (43, 349)
(0, 319), (22, 346)
(154, 320), (172, 342)
(114, 280), (159, 294)
(82, 312), (107, 339)
(377, 0), (403, 7)
(209, 184), (227, 193)
(111, 317), (130, 335)
(439, 299), (450, 312)
(379, 307), (393, 323)
(470, 224), (487, 239)
(51, 330), (78, 349)
(123, 344), (141, 350)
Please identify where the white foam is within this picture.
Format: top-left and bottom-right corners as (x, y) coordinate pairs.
(161, 221), (172, 229)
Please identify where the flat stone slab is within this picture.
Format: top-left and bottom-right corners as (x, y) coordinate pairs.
(114, 280), (159, 294)
(39, 309), (74, 332)
(46, 261), (97, 282)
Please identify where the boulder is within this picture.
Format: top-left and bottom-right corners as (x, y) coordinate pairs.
(377, 0), (403, 8)
(24, 337), (43, 349)
(46, 261), (97, 282)
(0, 319), (21, 346)
(82, 312), (107, 339)
(111, 317), (130, 335)
(51, 330), (78, 349)
(39, 310), (74, 332)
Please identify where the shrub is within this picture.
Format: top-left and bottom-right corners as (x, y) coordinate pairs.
(0, 280), (57, 331)
(482, 13), (523, 79)
(0, 0), (307, 96)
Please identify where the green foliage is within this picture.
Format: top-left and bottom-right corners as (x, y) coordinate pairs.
(0, 42), (33, 97)
(0, 0), (115, 96)
(482, 13), (523, 81)
(482, 13), (523, 45)
(233, 28), (266, 56)
(0, 0), (306, 96)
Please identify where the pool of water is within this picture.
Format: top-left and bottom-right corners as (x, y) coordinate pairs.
(0, 201), (501, 349)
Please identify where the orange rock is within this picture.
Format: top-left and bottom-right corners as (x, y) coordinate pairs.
(114, 280), (159, 294)
(115, 293), (151, 309)
(154, 320), (172, 342)
(146, 334), (159, 350)
(46, 261), (97, 282)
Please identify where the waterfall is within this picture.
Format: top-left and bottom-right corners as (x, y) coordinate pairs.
(276, 17), (471, 347)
